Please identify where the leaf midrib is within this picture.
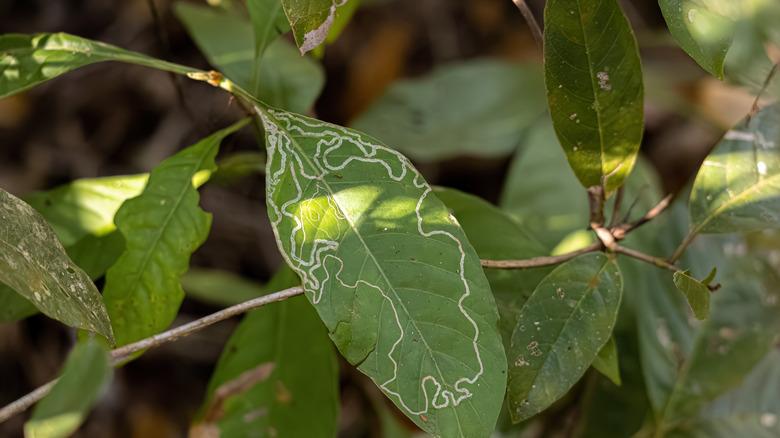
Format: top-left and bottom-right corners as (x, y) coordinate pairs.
(262, 108), (454, 406)
(693, 171), (780, 234)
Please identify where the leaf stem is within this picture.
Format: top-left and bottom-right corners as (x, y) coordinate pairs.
(613, 245), (679, 273)
(511, 0), (543, 51)
(481, 242), (602, 269)
(0, 286), (304, 424)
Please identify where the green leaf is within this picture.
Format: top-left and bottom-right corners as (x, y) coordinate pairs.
(507, 253), (622, 422)
(0, 285), (37, 322)
(182, 268), (267, 307)
(103, 120), (247, 346)
(672, 270), (712, 320)
(543, 0), (644, 193)
(65, 232), (125, 281)
(195, 267), (339, 437)
(500, 116), (588, 249)
(280, 0), (354, 54)
(0, 188), (113, 339)
(0, 33), (197, 99)
(24, 339), (112, 438)
(25, 174), (148, 246)
(633, 203), (780, 432)
(213, 151), (266, 185)
(592, 336), (621, 386)
(351, 60), (545, 162)
(433, 187), (549, 347)
(174, 2), (324, 111)
(658, 0), (737, 79)
(667, 350), (780, 437)
(247, 0), (291, 57)
(689, 103), (780, 234)
(258, 106), (507, 437)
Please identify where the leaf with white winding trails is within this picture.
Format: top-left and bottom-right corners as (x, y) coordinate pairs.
(103, 120), (248, 347)
(507, 253), (622, 422)
(544, 0), (644, 194)
(0, 33), (197, 99)
(257, 106), (506, 437)
(0, 188), (113, 340)
(689, 103), (780, 234)
(280, 0), (352, 54)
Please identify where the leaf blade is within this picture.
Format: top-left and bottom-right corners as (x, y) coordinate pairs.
(672, 270), (711, 320)
(103, 120), (247, 346)
(0, 188), (112, 339)
(507, 253), (623, 422)
(544, 0), (644, 193)
(258, 106), (507, 436)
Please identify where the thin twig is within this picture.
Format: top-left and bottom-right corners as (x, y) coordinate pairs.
(608, 187), (625, 228)
(613, 194), (673, 239)
(669, 230), (697, 264)
(750, 62), (778, 118)
(614, 245), (679, 273)
(511, 0), (543, 51)
(0, 286), (304, 424)
(481, 242), (602, 269)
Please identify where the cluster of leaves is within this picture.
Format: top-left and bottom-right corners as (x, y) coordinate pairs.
(1, 0), (779, 437)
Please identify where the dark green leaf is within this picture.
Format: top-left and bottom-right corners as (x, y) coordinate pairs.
(351, 60), (545, 161)
(689, 103), (780, 234)
(174, 2), (324, 111)
(0, 188), (112, 339)
(258, 106), (507, 436)
(672, 270), (711, 320)
(195, 267), (339, 437)
(592, 336), (621, 386)
(658, 0), (736, 78)
(247, 0), (290, 57)
(507, 253), (623, 422)
(182, 268), (266, 307)
(0, 285), (37, 322)
(103, 120), (247, 346)
(544, 0), (644, 193)
(24, 339), (112, 438)
(213, 152), (266, 185)
(500, 116), (588, 249)
(0, 33), (197, 99)
(65, 232), (125, 281)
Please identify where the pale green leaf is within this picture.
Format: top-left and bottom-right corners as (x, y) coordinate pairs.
(247, 0), (291, 57)
(351, 60), (545, 162)
(544, 0), (644, 193)
(592, 336), (621, 386)
(24, 339), (112, 438)
(103, 120), (247, 346)
(433, 187), (549, 347)
(633, 202), (780, 432)
(175, 2), (324, 111)
(0, 33), (197, 99)
(658, 0), (737, 78)
(672, 270), (711, 320)
(280, 0), (354, 54)
(182, 268), (266, 307)
(507, 253), (622, 422)
(258, 106), (506, 437)
(500, 117), (588, 249)
(196, 267), (339, 437)
(0, 188), (112, 339)
(667, 350), (780, 438)
(25, 174), (147, 246)
(689, 103), (780, 234)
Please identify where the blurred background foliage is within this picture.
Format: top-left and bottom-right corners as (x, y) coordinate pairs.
(1, 0), (779, 436)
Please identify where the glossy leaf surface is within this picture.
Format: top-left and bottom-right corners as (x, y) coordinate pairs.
(0, 33), (195, 99)
(259, 106), (506, 437)
(103, 121), (247, 346)
(544, 0), (644, 193)
(690, 103), (780, 234)
(0, 188), (112, 339)
(507, 253), (622, 422)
